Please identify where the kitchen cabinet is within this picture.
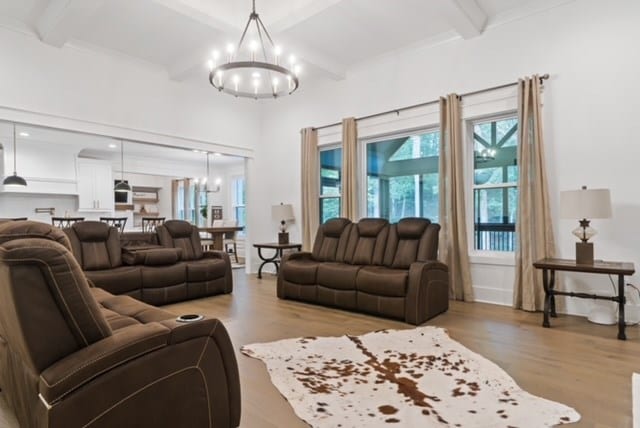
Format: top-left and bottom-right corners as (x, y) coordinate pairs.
(77, 158), (114, 211)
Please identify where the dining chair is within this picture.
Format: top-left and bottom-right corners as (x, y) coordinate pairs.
(100, 216), (128, 233)
(51, 217), (85, 228)
(142, 217), (165, 233)
(223, 220), (239, 263)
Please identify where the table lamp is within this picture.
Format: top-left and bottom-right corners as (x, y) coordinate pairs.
(560, 186), (612, 264)
(272, 203), (294, 244)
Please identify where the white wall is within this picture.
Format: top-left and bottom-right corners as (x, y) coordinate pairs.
(0, 27), (260, 156)
(250, 0), (640, 316)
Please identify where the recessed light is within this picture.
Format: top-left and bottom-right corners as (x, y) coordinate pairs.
(18, 132), (29, 137)
(108, 143), (117, 149)
(213, 152), (222, 157)
(192, 149), (201, 153)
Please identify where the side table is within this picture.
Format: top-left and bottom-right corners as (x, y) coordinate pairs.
(533, 258), (635, 340)
(253, 242), (302, 279)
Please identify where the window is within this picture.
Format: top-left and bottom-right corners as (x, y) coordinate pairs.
(174, 179), (197, 222)
(319, 147), (342, 223)
(471, 116), (518, 252)
(232, 177), (246, 231)
(365, 130), (440, 223)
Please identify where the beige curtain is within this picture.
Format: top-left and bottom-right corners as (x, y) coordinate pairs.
(301, 127), (320, 251)
(513, 75), (557, 311)
(341, 117), (358, 220)
(439, 94), (474, 302)
(171, 179), (179, 219)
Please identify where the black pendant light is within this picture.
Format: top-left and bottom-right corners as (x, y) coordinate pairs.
(3, 123), (27, 187)
(114, 139), (131, 192)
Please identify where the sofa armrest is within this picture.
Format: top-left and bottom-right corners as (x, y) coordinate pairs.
(122, 248), (182, 266)
(202, 250), (234, 293)
(202, 250), (230, 262)
(39, 318), (241, 428)
(281, 251), (313, 265)
(405, 261), (449, 325)
(39, 323), (170, 405)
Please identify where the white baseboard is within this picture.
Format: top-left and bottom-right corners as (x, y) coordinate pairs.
(634, 373), (639, 428)
(472, 285), (513, 307)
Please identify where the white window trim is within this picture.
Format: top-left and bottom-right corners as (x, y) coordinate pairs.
(231, 175), (246, 234)
(465, 111), (518, 265)
(318, 144), (342, 221)
(359, 125), (440, 221)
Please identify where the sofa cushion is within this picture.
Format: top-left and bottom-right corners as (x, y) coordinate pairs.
(311, 218), (351, 262)
(356, 266), (408, 297)
(141, 263), (187, 288)
(122, 248), (181, 266)
(186, 259), (228, 282)
(317, 263), (362, 290)
(66, 222), (122, 270)
(157, 220), (203, 261)
(281, 258), (319, 285)
(384, 218), (437, 269)
(90, 288), (174, 332)
(0, 220), (71, 250)
(344, 218), (389, 265)
(85, 266), (141, 296)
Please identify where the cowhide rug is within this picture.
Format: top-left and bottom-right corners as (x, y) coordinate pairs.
(241, 327), (580, 427)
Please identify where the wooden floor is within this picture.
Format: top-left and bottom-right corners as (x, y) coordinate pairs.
(2, 271), (639, 427)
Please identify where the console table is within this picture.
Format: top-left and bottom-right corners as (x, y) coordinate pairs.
(253, 242), (302, 279)
(533, 258), (635, 340)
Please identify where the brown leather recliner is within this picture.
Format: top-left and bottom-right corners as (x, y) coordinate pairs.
(157, 220), (233, 298)
(0, 221), (241, 428)
(278, 217), (449, 325)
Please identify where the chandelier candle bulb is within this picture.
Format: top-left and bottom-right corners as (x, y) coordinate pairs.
(226, 43), (234, 62)
(274, 45), (282, 64)
(207, 59), (214, 71)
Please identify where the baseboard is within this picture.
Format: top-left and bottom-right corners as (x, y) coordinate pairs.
(472, 285), (513, 307)
(634, 373), (639, 428)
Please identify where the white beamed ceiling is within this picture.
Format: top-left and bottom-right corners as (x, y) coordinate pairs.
(0, 0), (576, 89)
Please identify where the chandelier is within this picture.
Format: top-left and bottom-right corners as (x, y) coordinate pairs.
(207, 0), (300, 99)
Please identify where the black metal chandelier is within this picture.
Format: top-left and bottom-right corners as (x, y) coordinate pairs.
(207, 0), (300, 99)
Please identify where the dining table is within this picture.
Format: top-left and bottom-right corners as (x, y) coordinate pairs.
(198, 226), (244, 251)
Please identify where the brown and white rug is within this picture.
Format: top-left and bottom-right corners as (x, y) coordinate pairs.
(242, 327), (580, 427)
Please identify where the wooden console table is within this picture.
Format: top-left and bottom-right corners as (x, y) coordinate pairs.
(253, 242), (302, 279)
(533, 258), (635, 340)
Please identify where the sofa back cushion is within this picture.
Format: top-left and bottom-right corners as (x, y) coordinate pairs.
(384, 218), (440, 269)
(312, 218), (352, 262)
(0, 222), (112, 372)
(65, 221), (122, 271)
(344, 218), (389, 265)
(0, 220), (71, 249)
(156, 220), (203, 261)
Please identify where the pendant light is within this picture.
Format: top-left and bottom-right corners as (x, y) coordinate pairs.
(3, 123), (27, 187)
(114, 139), (131, 192)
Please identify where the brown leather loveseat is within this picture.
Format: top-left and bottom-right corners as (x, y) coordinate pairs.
(63, 220), (232, 305)
(278, 217), (449, 325)
(0, 221), (241, 428)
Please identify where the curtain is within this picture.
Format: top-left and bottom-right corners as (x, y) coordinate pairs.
(184, 178), (191, 223)
(341, 117), (358, 220)
(301, 127), (319, 251)
(439, 94), (474, 302)
(513, 75), (557, 311)
(171, 179), (179, 219)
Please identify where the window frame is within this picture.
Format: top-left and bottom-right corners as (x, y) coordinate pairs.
(231, 175), (246, 235)
(359, 125), (441, 222)
(465, 111), (519, 261)
(318, 143), (342, 223)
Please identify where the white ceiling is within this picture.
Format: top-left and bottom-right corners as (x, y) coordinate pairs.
(0, 0), (574, 88)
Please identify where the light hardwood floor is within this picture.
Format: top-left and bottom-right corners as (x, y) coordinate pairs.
(2, 271), (638, 427)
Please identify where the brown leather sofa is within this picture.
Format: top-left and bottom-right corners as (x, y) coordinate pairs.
(0, 221), (241, 428)
(278, 217), (449, 325)
(63, 220), (232, 305)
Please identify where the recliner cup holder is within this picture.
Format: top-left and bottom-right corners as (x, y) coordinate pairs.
(176, 314), (204, 323)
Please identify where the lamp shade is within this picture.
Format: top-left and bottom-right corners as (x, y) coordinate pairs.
(3, 173), (27, 187)
(560, 187), (612, 219)
(272, 203), (294, 221)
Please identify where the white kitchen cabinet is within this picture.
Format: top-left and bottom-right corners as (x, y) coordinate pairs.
(77, 158), (114, 211)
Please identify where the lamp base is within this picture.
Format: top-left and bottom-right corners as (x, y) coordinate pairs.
(575, 242), (594, 264)
(278, 232), (289, 244)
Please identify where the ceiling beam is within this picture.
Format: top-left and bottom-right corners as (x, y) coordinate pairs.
(267, 0), (345, 34)
(150, 0), (239, 35)
(436, 0), (487, 39)
(36, 0), (106, 48)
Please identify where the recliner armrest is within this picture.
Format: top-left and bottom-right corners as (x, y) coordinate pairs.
(405, 261), (449, 325)
(202, 250), (231, 262)
(281, 251), (313, 264)
(39, 323), (170, 405)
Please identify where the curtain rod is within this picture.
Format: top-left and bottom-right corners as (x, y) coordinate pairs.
(312, 74), (549, 131)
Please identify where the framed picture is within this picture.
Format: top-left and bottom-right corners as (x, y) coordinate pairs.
(209, 206), (223, 225)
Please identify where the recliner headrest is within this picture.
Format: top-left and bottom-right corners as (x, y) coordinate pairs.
(322, 218), (351, 238)
(397, 218), (430, 239)
(0, 220), (71, 250)
(357, 218), (388, 237)
(162, 220), (194, 238)
(71, 221), (112, 242)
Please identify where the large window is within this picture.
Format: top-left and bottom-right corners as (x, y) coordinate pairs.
(471, 116), (518, 252)
(319, 147), (342, 223)
(366, 130), (440, 223)
(232, 176), (246, 231)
